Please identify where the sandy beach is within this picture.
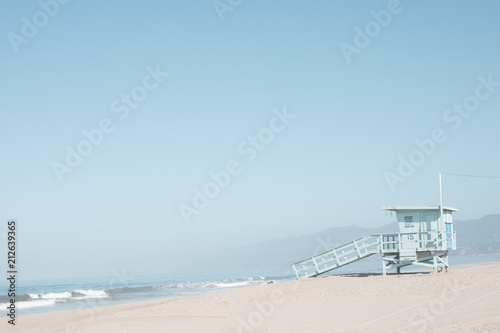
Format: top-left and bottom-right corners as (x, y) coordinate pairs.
(8, 261), (500, 333)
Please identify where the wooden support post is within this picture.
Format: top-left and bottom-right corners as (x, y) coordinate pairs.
(332, 248), (341, 266)
(353, 240), (362, 258)
(312, 257), (320, 274)
(292, 264), (300, 279)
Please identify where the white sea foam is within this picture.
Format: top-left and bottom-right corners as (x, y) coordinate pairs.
(214, 281), (250, 288)
(0, 299), (57, 310)
(29, 292), (72, 299)
(74, 289), (108, 298)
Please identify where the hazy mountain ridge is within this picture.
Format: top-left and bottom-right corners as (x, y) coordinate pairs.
(453, 214), (500, 255)
(164, 215), (500, 273)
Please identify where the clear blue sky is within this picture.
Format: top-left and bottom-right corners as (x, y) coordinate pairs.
(1, 0), (499, 279)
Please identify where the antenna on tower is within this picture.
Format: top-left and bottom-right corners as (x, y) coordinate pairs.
(439, 172), (444, 227)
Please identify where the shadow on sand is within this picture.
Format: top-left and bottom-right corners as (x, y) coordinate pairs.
(316, 270), (436, 278)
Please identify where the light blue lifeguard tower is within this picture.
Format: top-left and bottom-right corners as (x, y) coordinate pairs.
(291, 205), (458, 278)
(377, 205), (457, 275)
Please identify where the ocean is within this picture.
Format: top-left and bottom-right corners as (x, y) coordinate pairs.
(2, 254), (499, 316)
(1, 266), (294, 316)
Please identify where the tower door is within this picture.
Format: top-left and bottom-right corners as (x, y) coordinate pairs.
(424, 213), (438, 245)
(425, 213), (437, 231)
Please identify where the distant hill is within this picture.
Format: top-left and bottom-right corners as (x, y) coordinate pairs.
(454, 215), (500, 255)
(164, 215), (500, 273)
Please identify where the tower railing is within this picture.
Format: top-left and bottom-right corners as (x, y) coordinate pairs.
(373, 231), (448, 253)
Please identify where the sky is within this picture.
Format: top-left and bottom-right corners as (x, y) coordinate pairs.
(1, 0), (499, 279)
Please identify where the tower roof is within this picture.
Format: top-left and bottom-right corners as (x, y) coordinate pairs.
(381, 206), (459, 212)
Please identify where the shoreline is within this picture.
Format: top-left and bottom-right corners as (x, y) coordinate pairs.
(12, 255), (500, 316)
(7, 261), (500, 332)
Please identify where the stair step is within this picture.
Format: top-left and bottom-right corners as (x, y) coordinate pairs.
(292, 236), (379, 279)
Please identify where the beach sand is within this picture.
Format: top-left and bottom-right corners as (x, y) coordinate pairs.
(8, 261), (500, 333)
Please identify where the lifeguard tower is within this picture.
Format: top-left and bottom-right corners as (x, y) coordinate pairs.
(291, 205), (458, 279)
(377, 206), (457, 275)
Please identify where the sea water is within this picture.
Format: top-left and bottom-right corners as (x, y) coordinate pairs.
(0, 266), (294, 316)
(1, 254), (498, 316)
